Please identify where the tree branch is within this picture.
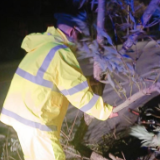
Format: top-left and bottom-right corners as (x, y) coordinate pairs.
(97, 0), (106, 45)
(113, 82), (160, 112)
(84, 0), (106, 126)
(119, 0), (160, 54)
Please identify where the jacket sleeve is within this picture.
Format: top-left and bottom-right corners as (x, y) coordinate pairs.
(53, 47), (113, 121)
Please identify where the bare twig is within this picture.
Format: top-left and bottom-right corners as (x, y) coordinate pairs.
(141, 69), (160, 78)
(9, 156), (17, 160)
(130, 82), (133, 97)
(61, 130), (70, 141)
(64, 117), (69, 134)
(113, 72), (128, 82)
(6, 130), (9, 160)
(16, 150), (23, 160)
(153, 72), (160, 84)
(121, 151), (126, 160)
(68, 110), (79, 140)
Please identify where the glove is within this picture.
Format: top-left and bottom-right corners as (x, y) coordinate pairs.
(109, 112), (118, 119)
(93, 61), (103, 81)
(109, 107), (118, 119)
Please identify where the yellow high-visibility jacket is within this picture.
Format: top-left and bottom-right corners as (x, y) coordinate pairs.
(0, 27), (112, 139)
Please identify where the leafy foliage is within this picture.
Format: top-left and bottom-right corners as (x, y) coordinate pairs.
(76, 38), (134, 75)
(66, 0), (160, 99)
(75, 37), (139, 98)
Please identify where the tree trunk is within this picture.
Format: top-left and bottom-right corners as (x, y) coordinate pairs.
(97, 0), (106, 45)
(84, 0), (106, 126)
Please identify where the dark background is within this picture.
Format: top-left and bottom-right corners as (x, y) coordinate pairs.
(0, 0), (78, 62)
(0, 0), (159, 62)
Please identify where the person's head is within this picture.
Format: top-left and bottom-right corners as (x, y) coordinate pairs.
(57, 23), (80, 40)
(54, 12), (89, 40)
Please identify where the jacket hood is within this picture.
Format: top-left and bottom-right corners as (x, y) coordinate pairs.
(21, 27), (75, 52)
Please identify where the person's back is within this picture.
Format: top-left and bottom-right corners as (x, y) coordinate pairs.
(1, 27), (72, 159)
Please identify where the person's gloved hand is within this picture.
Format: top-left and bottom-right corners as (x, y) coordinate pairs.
(109, 107), (118, 119)
(109, 112), (118, 119)
(93, 61), (103, 81)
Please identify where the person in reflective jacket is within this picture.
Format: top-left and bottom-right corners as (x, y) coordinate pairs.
(0, 13), (117, 160)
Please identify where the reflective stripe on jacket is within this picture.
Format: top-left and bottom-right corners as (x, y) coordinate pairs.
(0, 27), (112, 138)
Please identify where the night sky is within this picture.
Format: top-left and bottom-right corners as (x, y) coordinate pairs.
(0, 0), (72, 16)
(0, 0), (77, 62)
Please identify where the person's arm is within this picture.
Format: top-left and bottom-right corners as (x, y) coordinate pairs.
(53, 47), (113, 121)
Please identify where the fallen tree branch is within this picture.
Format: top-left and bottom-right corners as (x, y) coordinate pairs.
(113, 82), (160, 112)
